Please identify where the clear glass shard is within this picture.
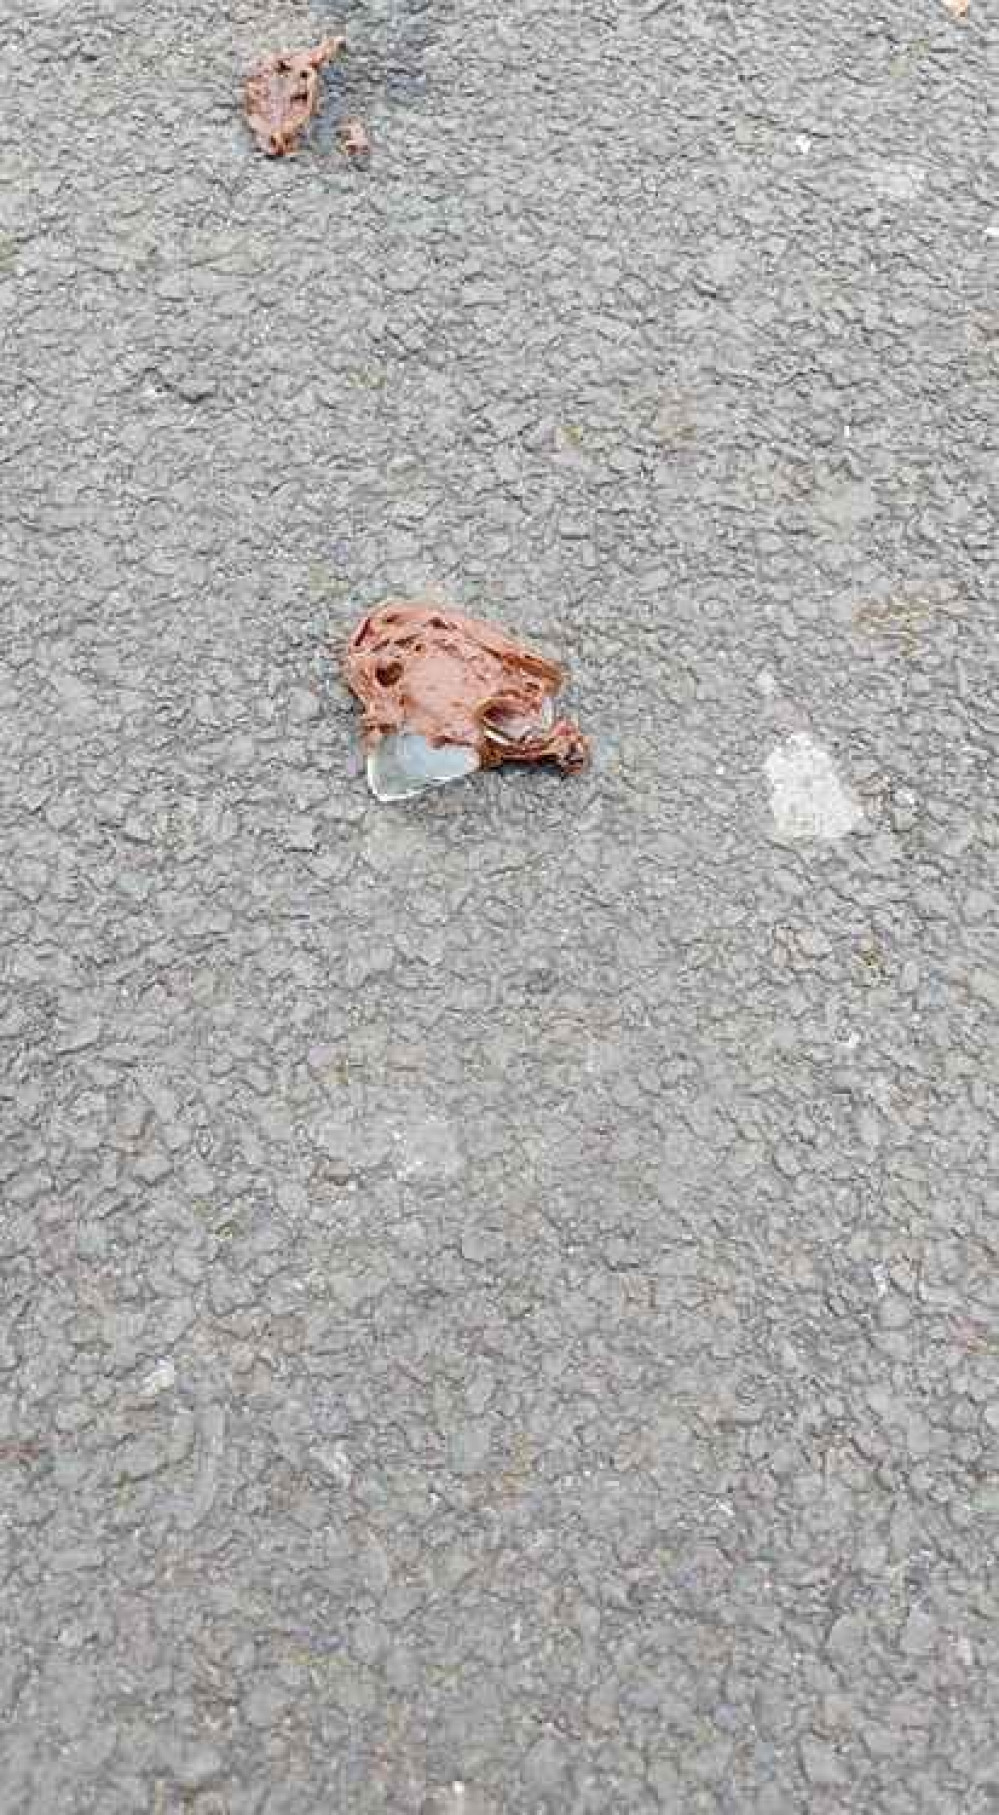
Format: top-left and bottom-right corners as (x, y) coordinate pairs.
(366, 732), (480, 802)
(481, 696), (556, 749)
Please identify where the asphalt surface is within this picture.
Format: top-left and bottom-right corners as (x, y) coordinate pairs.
(2, 2), (996, 1811)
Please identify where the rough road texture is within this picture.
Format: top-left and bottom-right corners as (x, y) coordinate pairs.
(1, 3), (996, 1812)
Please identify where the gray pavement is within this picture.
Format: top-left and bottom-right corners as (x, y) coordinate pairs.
(1, 1), (997, 1810)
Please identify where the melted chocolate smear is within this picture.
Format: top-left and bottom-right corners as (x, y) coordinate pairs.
(343, 603), (589, 801)
(245, 37), (345, 158)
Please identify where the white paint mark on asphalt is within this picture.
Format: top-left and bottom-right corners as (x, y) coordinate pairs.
(765, 733), (863, 841)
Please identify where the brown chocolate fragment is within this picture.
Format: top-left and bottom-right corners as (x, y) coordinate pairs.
(245, 37), (345, 158)
(343, 603), (589, 795)
(337, 119), (371, 164)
